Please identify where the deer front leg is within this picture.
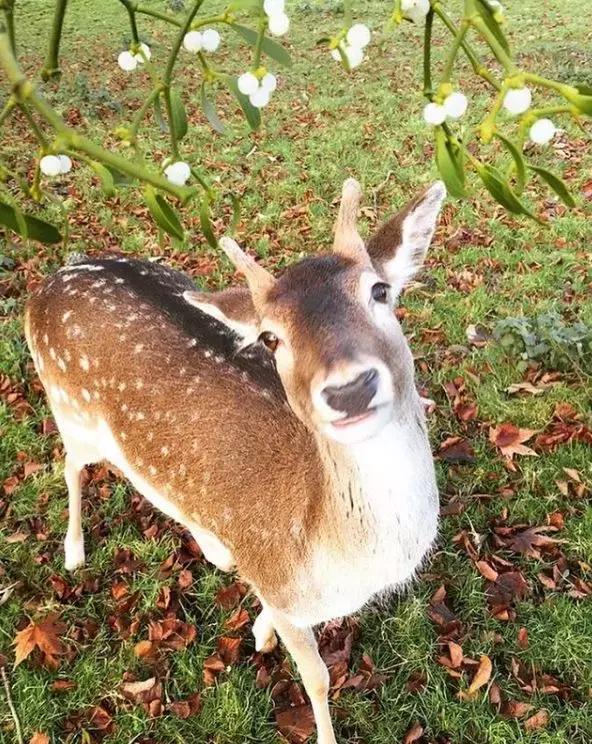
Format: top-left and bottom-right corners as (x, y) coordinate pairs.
(270, 610), (337, 744)
(252, 607), (278, 653)
(63, 453), (85, 571)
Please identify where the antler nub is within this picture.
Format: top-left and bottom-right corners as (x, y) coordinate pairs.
(332, 178), (366, 260)
(219, 237), (275, 305)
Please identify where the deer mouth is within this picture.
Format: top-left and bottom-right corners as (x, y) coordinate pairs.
(331, 407), (377, 428)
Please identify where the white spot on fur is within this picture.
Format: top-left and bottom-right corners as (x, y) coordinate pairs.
(62, 310), (73, 323)
(134, 343), (144, 354)
(79, 355), (90, 371)
(81, 388), (91, 402)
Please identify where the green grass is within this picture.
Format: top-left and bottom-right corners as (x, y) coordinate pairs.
(1, 1), (592, 743)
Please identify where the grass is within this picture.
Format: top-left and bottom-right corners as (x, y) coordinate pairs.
(1, 1), (591, 743)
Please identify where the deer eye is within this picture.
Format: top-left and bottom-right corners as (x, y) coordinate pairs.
(258, 331), (279, 353)
(371, 282), (390, 304)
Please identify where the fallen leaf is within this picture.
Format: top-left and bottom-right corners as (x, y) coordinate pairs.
(489, 424), (537, 459)
(448, 641), (463, 668)
(121, 677), (157, 696)
(460, 655), (492, 700)
(438, 436), (475, 464)
(276, 704), (315, 744)
(29, 734), (49, 744)
(402, 722), (424, 743)
(13, 614), (66, 669)
(508, 526), (562, 560)
(524, 709), (550, 731)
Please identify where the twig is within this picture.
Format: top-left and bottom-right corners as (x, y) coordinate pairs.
(1, 665), (24, 744)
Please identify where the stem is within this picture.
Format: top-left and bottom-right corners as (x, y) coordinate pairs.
(41, 0), (69, 81)
(344, 0), (352, 28)
(479, 80), (508, 142)
(253, 15), (266, 68)
(433, 4), (501, 91)
(0, 95), (16, 126)
(129, 86), (161, 142)
(1, 0), (15, 55)
(136, 4), (182, 27)
(1, 666), (24, 744)
(469, 15), (514, 74)
(441, 20), (468, 83)
(162, 0), (204, 157)
(0, 28), (189, 200)
(422, 7), (433, 98)
(118, 0), (139, 44)
(522, 72), (572, 96)
(19, 103), (48, 147)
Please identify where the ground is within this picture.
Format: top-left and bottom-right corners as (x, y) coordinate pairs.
(0, 1), (591, 743)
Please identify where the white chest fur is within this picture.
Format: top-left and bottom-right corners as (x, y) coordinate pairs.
(290, 410), (439, 627)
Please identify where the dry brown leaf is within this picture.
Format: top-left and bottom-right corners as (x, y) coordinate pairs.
(276, 704), (315, 744)
(448, 641), (463, 669)
(121, 677), (157, 696)
(29, 734), (50, 744)
(13, 614), (66, 669)
(402, 721), (424, 743)
(459, 655), (492, 700)
(489, 424), (537, 459)
(524, 709), (550, 731)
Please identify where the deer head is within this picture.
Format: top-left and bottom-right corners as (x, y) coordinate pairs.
(185, 179), (445, 444)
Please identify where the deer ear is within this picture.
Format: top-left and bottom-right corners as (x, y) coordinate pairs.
(367, 182), (446, 296)
(183, 287), (258, 344)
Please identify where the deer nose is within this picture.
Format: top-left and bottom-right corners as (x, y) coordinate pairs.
(322, 368), (379, 416)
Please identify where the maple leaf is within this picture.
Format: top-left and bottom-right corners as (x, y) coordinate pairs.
(13, 614), (66, 669)
(489, 423), (537, 459)
(508, 526), (563, 559)
(403, 722), (424, 744)
(438, 436), (475, 464)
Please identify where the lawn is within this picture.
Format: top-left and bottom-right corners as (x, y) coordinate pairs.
(1, 1), (591, 743)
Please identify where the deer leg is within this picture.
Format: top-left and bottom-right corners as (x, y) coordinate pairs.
(190, 526), (235, 572)
(252, 607), (277, 653)
(63, 453), (85, 571)
(270, 610), (337, 744)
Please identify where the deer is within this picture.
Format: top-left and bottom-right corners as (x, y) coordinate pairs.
(24, 178), (445, 744)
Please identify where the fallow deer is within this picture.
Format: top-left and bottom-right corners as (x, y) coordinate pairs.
(24, 179), (445, 743)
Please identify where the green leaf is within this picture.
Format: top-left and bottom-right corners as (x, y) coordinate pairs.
(144, 189), (184, 240)
(0, 200), (62, 244)
(222, 75), (261, 131)
(528, 165), (576, 207)
(170, 89), (188, 141)
(200, 82), (225, 134)
(104, 165), (135, 186)
(199, 196), (218, 248)
(475, 0), (510, 54)
(153, 95), (167, 133)
(476, 163), (541, 221)
(232, 23), (292, 67)
(494, 132), (527, 194)
(89, 161), (115, 196)
(434, 128), (466, 198)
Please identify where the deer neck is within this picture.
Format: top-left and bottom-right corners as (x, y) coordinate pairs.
(313, 399), (438, 545)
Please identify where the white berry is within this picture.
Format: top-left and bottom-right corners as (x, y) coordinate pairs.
(238, 72), (259, 96)
(39, 155), (62, 176)
(344, 45), (364, 69)
(331, 47), (342, 62)
(423, 102), (447, 126)
(401, 0), (431, 24)
(57, 154), (72, 174)
(503, 87), (532, 115)
(443, 91), (468, 119)
(268, 12), (290, 36)
(117, 50), (137, 71)
(529, 118), (556, 145)
(249, 87), (271, 108)
(263, 0), (285, 16)
(183, 31), (203, 53)
(134, 43), (151, 63)
(346, 23), (371, 49)
(201, 29), (221, 52)
(261, 73), (277, 92)
(164, 161), (191, 186)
